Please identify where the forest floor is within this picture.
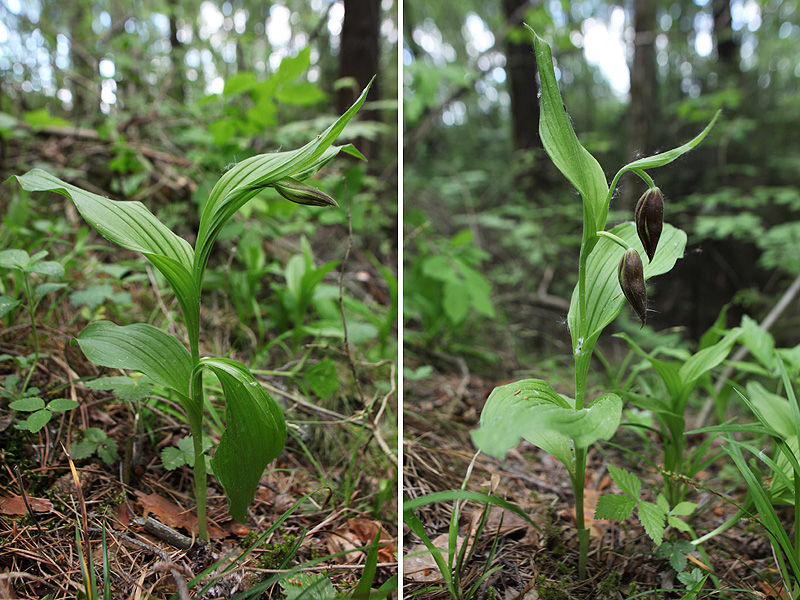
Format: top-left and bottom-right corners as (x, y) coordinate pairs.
(402, 364), (788, 600)
(0, 243), (398, 598)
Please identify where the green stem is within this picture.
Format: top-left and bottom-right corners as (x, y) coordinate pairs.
(596, 230), (630, 251)
(573, 222), (593, 579)
(188, 274), (208, 540)
(189, 371), (209, 541)
(20, 277), (39, 395)
(573, 449), (589, 579)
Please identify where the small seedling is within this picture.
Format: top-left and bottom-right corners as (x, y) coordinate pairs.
(71, 427), (119, 465)
(471, 28), (719, 578)
(8, 81), (373, 540)
(9, 395), (79, 433)
(0, 248), (67, 396)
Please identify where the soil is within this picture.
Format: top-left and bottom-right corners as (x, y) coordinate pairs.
(403, 366), (789, 600)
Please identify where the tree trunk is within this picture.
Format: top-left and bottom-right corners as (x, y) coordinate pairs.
(168, 0), (187, 104)
(338, 0), (381, 160)
(712, 0), (737, 73)
(623, 0), (658, 211)
(503, 0), (541, 153)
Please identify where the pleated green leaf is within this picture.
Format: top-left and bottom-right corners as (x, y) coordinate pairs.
(568, 221), (687, 354)
(194, 80), (373, 280)
(75, 321), (192, 398)
(202, 358), (286, 522)
(529, 27), (609, 235)
(8, 169), (199, 337)
(472, 379), (621, 472)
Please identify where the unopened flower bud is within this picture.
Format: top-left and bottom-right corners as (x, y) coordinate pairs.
(272, 176), (338, 207)
(635, 187), (663, 262)
(618, 248), (647, 326)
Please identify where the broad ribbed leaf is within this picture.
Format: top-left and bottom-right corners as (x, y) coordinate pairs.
(9, 170), (199, 338)
(472, 379), (621, 471)
(568, 222), (687, 354)
(530, 27), (608, 234)
(202, 358), (286, 522)
(740, 314), (776, 370)
(75, 321), (192, 398)
(678, 327), (742, 388)
(746, 381), (794, 439)
(194, 80), (373, 280)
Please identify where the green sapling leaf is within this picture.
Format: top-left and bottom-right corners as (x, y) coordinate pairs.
(47, 398), (79, 412)
(667, 515), (694, 532)
(18, 409), (52, 433)
(677, 567), (706, 588)
(35, 282), (67, 299)
(9, 397), (46, 411)
(669, 501), (697, 517)
(71, 427), (118, 464)
(0, 249), (29, 270)
(304, 358), (340, 399)
(0, 296), (21, 318)
(28, 260), (64, 278)
(638, 500), (668, 546)
(85, 375), (155, 402)
(595, 494), (636, 521)
(279, 573), (336, 600)
(607, 464), (642, 499)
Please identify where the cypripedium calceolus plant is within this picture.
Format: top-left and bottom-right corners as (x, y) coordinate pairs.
(470, 28), (719, 579)
(8, 81), (373, 541)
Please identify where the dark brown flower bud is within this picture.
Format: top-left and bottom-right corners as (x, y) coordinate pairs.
(272, 176), (338, 207)
(618, 248), (647, 326)
(635, 187), (663, 262)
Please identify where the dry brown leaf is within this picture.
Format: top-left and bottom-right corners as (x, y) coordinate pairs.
(0, 495), (53, 517)
(327, 526), (361, 564)
(113, 502), (134, 528)
(135, 490), (196, 532)
(403, 533), (464, 583)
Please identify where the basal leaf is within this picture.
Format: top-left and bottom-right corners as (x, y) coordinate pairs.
(472, 379), (621, 471)
(568, 222), (687, 355)
(75, 321), (192, 398)
(202, 358), (286, 522)
(194, 80), (373, 281)
(530, 27), (608, 234)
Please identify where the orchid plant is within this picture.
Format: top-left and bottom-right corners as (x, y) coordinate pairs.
(470, 28), (718, 578)
(8, 81), (372, 540)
